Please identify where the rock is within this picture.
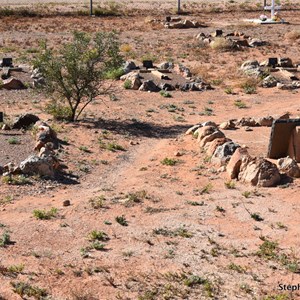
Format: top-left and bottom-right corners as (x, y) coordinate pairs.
(1, 77), (26, 90)
(277, 81), (300, 90)
(236, 117), (258, 127)
(2, 124), (10, 130)
(19, 155), (54, 178)
(202, 121), (217, 127)
(241, 60), (260, 71)
(182, 19), (194, 28)
(196, 125), (218, 142)
(12, 113), (40, 129)
(235, 40), (249, 47)
(166, 22), (185, 29)
(278, 57), (293, 68)
(205, 137), (231, 157)
(121, 72), (142, 90)
(278, 156), (300, 178)
(255, 116), (274, 127)
(1, 67), (10, 80)
(63, 200), (71, 207)
(211, 29), (223, 37)
(3, 162), (20, 175)
(159, 83), (175, 91)
(244, 126), (253, 132)
(219, 120), (236, 130)
(123, 61), (137, 74)
(34, 122), (58, 151)
(211, 141), (240, 166)
(138, 80), (160, 92)
(239, 157), (281, 187)
(185, 124), (202, 135)
(199, 129), (225, 148)
(131, 77), (142, 90)
(157, 62), (174, 70)
(227, 147), (250, 179)
(177, 64), (192, 78)
(261, 75), (277, 88)
(249, 38), (265, 47)
(278, 113), (290, 120)
(240, 60), (263, 77)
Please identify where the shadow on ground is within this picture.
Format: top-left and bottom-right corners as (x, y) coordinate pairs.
(82, 118), (193, 138)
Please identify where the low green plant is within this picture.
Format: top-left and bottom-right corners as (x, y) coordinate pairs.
(33, 208), (58, 220)
(224, 180), (235, 189)
(11, 281), (48, 299)
(123, 79), (132, 89)
(89, 195), (106, 209)
(256, 238), (278, 259)
(160, 90), (172, 98)
(2, 175), (31, 185)
(8, 137), (20, 145)
(104, 67), (124, 80)
(242, 191), (251, 198)
(78, 146), (90, 152)
(8, 264), (24, 274)
(224, 86), (234, 94)
(88, 230), (109, 241)
(216, 206), (225, 213)
(91, 241), (106, 251)
(187, 201), (204, 206)
(0, 232), (11, 247)
(161, 157), (177, 166)
(228, 262), (246, 273)
(45, 101), (73, 121)
(116, 215), (128, 226)
(200, 183), (213, 195)
(234, 99), (247, 109)
(251, 213), (264, 222)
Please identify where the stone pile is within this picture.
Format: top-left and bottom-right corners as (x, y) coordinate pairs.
(186, 120), (299, 187)
(1, 120), (61, 179)
(195, 30), (266, 49)
(120, 60), (212, 92)
(164, 17), (204, 29)
(241, 58), (300, 90)
(0, 57), (27, 90)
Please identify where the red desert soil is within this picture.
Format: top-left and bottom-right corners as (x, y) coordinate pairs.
(0, 4), (300, 300)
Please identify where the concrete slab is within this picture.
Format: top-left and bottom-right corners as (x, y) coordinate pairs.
(243, 18), (289, 24)
(268, 119), (300, 159)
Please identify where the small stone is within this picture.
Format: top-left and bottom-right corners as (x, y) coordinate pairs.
(174, 151), (183, 157)
(63, 200), (71, 207)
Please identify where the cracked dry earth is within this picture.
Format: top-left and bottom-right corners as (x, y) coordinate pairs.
(0, 4), (300, 300)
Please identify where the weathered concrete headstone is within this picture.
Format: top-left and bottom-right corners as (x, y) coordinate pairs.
(143, 60), (153, 69)
(267, 119), (300, 161)
(1, 57), (13, 67)
(267, 57), (278, 68)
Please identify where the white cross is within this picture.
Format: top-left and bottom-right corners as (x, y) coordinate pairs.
(264, 0), (281, 19)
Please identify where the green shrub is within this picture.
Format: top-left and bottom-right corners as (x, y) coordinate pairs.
(161, 157), (177, 166)
(33, 208), (58, 220)
(34, 31), (123, 121)
(123, 79), (132, 89)
(45, 101), (73, 121)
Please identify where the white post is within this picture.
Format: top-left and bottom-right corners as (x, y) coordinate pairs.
(271, 0), (275, 18)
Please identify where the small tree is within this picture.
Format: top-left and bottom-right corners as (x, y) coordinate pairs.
(35, 31), (123, 122)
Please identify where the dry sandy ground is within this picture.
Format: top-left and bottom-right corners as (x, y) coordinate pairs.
(0, 5), (300, 300)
